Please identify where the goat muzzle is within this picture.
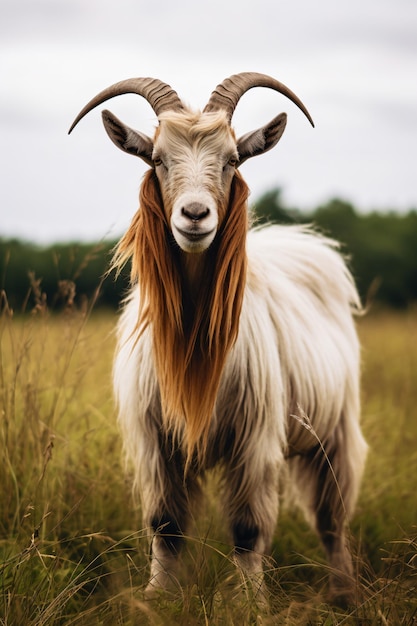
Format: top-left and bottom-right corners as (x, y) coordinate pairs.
(181, 203), (210, 223)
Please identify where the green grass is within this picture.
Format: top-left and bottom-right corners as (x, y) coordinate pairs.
(1, 297), (416, 624)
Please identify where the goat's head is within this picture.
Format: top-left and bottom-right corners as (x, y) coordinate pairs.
(69, 73), (313, 255)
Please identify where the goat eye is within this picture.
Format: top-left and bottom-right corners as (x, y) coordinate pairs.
(223, 156), (238, 172)
(153, 157), (164, 168)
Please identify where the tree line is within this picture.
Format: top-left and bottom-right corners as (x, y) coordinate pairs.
(1, 191), (416, 312)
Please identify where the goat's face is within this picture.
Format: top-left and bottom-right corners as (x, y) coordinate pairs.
(152, 111), (238, 253)
(98, 105), (289, 255)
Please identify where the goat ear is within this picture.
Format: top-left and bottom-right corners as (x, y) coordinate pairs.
(236, 113), (287, 166)
(101, 109), (154, 166)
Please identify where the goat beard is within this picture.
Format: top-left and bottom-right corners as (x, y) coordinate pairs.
(112, 169), (249, 464)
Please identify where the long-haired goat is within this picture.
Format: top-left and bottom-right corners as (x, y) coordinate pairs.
(69, 73), (367, 605)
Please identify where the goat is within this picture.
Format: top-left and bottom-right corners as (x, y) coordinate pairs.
(69, 73), (367, 606)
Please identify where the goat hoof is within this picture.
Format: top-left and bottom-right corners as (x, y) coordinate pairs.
(328, 584), (358, 609)
(144, 575), (181, 600)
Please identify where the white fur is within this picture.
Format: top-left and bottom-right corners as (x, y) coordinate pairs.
(71, 73), (367, 602)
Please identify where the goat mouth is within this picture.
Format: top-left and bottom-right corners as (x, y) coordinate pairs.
(176, 227), (216, 241)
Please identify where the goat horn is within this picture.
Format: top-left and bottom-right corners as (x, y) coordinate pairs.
(68, 77), (184, 134)
(204, 72), (314, 127)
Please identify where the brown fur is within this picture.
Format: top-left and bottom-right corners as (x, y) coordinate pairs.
(112, 169), (249, 460)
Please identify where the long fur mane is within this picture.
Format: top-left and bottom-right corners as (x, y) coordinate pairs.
(112, 168), (249, 459)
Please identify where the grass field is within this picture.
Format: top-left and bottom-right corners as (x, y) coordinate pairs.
(1, 298), (416, 625)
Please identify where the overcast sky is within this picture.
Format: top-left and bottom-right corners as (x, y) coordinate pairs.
(1, 0), (416, 243)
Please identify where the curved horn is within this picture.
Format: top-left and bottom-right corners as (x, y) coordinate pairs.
(204, 72), (314, 127)
(68, 77), (184, 134)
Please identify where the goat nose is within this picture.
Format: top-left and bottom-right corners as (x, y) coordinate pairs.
(181, 202), (210, 221)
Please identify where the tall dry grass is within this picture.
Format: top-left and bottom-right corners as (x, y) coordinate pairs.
(1, 290), (416, 624)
